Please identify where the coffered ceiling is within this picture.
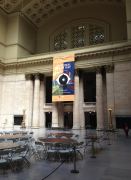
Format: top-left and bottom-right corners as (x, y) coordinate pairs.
(0, 0), (125, 27)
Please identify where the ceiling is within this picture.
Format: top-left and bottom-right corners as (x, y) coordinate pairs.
(0, 0), (125, 27)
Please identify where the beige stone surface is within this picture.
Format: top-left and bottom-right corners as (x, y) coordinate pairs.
(114, 62), (131, 115)
(0, 1), (131, 129)
(0, 74), (26, 128)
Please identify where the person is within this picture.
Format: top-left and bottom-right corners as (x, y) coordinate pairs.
(123, 123), (129, 138)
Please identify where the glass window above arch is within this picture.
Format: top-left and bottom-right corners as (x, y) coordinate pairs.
(52, 20), (109, 51)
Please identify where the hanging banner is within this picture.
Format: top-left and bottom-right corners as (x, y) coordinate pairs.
(52, 54), (75, 102)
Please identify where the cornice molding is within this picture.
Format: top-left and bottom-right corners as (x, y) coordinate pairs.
(75, 44), (131, 60)
(1, 42), (131, 73)
(0, 41), (34, 54)
(4, 57), (52, 68)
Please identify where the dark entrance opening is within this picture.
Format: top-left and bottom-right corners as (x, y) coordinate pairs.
(64, 112), (73, 129)
(45, 112), (52, 128)
(85, 112), (96, 129)
(14, 115), (23, 125)
(83, 72), (96, 102)
(46, 76), (52, 103)
(116, 116), (131, 129)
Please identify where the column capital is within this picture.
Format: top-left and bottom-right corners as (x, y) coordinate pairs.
(33, 73), (44, 80)
(105, 65), (114, 73)
(95, 66), (102, 74)
(34, 73), (40, 80)
(75, 69), (79, 76)
(25, 74), (33, 80)
(40, 74), (45, 81)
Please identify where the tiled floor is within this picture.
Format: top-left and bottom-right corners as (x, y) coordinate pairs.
(0, 128), (131, 180)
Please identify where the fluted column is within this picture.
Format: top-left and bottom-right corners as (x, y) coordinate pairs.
(106, 65), (115, 128)
(25, 74), (34, 128)
(126, 0), (131, 41)
(73, 70), (80, 129)
(52, 102), (59, 127)
(39, 75), (46, 128)
(79, 72), (85, 129)
(32, 74), (40, 128)
(96, 67), (104, 129)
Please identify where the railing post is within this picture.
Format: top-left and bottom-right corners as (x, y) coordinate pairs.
(71, 146), (79, 173)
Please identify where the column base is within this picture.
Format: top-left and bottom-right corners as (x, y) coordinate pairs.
(96, 127), (105, 131)
(31, 126), (40, 129)
(72, 126), (81, 130)
(20, 127), (26, 130)
(52, 124), (59, 128)
(70, 169), (79, 173)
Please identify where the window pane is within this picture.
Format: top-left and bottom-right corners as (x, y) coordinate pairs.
(54, 31), (68, 51)
(71, 25), (86, 48)
(89, 24), (105, 45)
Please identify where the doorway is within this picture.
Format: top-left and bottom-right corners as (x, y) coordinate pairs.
(85, 111), (96, 129)
(64, 112), (73, 129)
(45, 112), (52, 128)
(116, 116), (131, 129)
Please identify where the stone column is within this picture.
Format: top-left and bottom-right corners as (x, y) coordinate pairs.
(73, 70), (80, 129)
(32, 73), (40, 128)
(52, 102), (59, 128)
(39, 74), (46, 128)
(79, 71), (85, 129)
(96, 67), (104, 129)
(106, 65), (115, 128)
(126, 0), (131, 41)
(58, 102), (64, 128)
(0, 75), (3, 124)
(25, 74), (34, 128)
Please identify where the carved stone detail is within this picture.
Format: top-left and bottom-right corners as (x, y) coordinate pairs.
(25, 74), (33, 80)
(34, 73), (40, 80)
(33, 73), (44, 80)
(105, 65), (114, 73)
(74, 69), (79, 76)
(95, 66), (102, 74)
(0, 0), (124, 26)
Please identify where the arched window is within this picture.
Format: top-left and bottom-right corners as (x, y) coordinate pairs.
(51, 19), (109, 51)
